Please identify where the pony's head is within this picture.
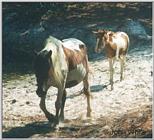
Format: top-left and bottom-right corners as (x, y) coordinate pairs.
(34, 50), (52, 97)
(93, 29), (108, 53)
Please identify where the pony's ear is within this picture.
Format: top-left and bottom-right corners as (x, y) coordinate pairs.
(92, 31), (98, 34)
(104, 30), (108, 33)
(46, 50), (52, 58)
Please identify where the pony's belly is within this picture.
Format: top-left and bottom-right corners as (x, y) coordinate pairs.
(66, 63), (87, 88)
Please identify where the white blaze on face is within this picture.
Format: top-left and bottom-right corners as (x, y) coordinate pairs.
(95, 38), (100, 52)
(96, 37), (105, 53)
(102, 37), (106, 49)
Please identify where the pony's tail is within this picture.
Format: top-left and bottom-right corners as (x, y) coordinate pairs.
(125, 33), (130, 57)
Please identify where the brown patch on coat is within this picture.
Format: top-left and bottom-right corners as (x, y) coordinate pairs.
(109, 35), (113, 42)
(63, 45), (89, 72)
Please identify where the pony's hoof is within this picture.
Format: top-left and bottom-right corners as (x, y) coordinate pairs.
(111, 86), (114, 91)
(53, 117), (59, 125)
(48, 116), (59, 128)
(46, 114), (55, 122)
(120, 77), (124, 81)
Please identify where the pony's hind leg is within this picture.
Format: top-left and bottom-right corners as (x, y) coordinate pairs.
(40, 96), (55, 122)
(116, 46), (120, 60)
(59, 90), (67, 122)
(120, 55), (125, 81)
(109, 58), (114, 90)
(83, 74), (92, 117)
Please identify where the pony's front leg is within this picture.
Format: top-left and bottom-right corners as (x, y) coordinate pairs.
(55, 88), (64, 124)
(116, 46), (120, 60)
(40, 95), (55, 122)
(55, 72), (67, 123)
(59, 90), (67, 122)
(120, 55), (125, 81)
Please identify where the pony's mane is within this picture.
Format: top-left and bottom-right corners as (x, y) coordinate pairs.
(45, 36), (62, 48)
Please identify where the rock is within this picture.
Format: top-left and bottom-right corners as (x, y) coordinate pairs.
(26, 101), (30, 105)
(150, 71), (153, 76)
(11, 99), (16, 104)
(117, 19), (148, 38)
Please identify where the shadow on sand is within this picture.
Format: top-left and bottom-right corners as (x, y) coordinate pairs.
(2, 121), (55, 138)
(67, 84), (107, 99)
(90, 84), (108, 92)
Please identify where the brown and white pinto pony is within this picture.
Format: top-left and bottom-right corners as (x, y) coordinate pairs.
(34, 36), (91, 126)
(93, 29), (129, 90)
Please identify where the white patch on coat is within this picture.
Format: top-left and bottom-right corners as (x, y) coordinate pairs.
(119, 32), (130, 44)
(62, 38), (85, 51)
(111, 32), (128, 50)
(67, 63), (86, 83)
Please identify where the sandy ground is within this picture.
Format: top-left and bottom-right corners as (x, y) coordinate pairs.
(2, 52), (152, 138)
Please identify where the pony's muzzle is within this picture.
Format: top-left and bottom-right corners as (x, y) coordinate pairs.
(95, 48), (101, 53)
(94, 48), (98, 53)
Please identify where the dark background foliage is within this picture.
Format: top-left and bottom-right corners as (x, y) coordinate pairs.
(2, 2), (152, 73)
